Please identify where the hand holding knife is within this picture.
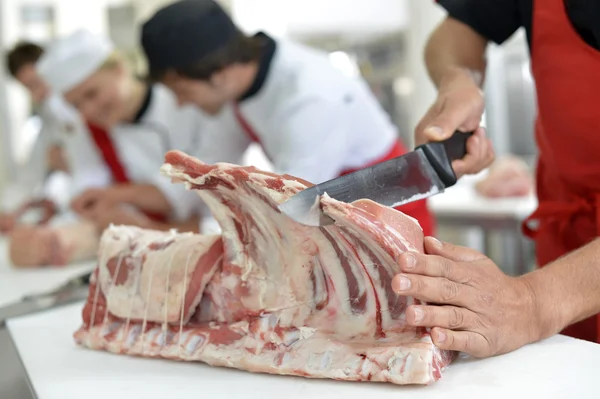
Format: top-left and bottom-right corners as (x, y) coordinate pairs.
(278, 131), (473, 226)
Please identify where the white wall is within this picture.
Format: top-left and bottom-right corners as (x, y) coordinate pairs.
(404, 0), (445, 148)
(132, 0), (233, 25)
(231, 0), (408, 38)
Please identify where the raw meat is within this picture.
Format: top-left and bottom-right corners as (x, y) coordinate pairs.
(9, 220), (99, 267)
(74, 150), (456, 385)
(475, 155), (533, 198)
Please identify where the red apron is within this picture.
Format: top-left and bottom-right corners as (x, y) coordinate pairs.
(86, 122), (166, 222)
(521, 0), (600, 343)
(232, 104), (436, 237)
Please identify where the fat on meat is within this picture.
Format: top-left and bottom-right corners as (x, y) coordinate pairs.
(74, 150), (456, 385)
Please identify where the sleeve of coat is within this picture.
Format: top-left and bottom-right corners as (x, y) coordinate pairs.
(436, 0), (523, 45)
(269, 98), (350, 184)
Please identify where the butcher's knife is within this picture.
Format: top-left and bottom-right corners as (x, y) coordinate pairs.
(278, 131), (473, 226)
(0, 271), (91, 327)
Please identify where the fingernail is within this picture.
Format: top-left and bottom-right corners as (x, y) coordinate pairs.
(395, 275), (411, 292)
(403, 253), (416, 270)
(436, 329), (447, 343)
(425, 125), (444, 139)
(428, 236), (442, 250)
(413, 307), (424, 323)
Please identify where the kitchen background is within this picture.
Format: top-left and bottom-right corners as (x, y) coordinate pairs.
(0, 0), (538, 274)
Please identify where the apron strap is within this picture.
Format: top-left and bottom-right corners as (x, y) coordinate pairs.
(87, 122), (130, 184)
(232, 103), (261, 143)
(338, 140), (403, 176)
(521, 197), (596, 239)
(86, 122), (166, 222)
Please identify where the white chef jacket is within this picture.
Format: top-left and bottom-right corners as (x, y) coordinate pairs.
(229, 33), (399, 184)
(9, 93), (80, 209)
(59, 83), (205, 222)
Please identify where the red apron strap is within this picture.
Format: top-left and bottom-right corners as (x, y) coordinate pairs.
(86, 122), (166, 222)
(87, 122), (130, 184)
(232, 103), (273, 161)
(232, 103), (261, 143)
(338, 140), (403, 176)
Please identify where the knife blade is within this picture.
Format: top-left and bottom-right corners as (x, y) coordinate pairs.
(278, 131), (473, 226)
(0, 271), (91, 327)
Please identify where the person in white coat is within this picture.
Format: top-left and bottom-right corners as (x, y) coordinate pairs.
(36, 29), (205, 232)
(8, 29), (207, 267)
(0, 41), (78, 233)
(140, 0), (436, 236)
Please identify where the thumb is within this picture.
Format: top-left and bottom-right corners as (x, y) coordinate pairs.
(424, 236), (487, 262)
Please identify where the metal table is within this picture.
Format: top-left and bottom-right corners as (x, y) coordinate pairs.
(428, 175), (538, 276)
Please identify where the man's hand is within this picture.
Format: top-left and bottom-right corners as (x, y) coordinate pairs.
(415, 68), (495, 178)
(85, 204), (153, 232)
(0, 212), (17, 234)
(71, 187), (123, 217)
(392, 237), (538, 358)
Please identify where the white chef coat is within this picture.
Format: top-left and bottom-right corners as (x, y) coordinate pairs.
(229, 33), (399, 184)
(59, 83), (205, 222)
(8, 93), (80, 210)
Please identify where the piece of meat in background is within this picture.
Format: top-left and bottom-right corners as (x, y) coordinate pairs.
(475, 155), (534, 198)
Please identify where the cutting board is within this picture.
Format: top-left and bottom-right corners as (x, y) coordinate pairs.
(7, 302), (598, 399)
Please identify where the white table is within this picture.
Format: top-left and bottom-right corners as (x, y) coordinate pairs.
(0, 237), (95, 399)
(428, 174), (538, 275)
(6, 302), (599, 399)
(0, 238), (95, 308)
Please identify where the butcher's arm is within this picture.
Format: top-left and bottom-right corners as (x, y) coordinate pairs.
(47, 144), (69, 173)
(524, 239), (600, 341)
(111, 183), (172, 215)
(424, 17), (488, 89)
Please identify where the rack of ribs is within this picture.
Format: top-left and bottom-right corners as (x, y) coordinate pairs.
(73, 150), (456, 385)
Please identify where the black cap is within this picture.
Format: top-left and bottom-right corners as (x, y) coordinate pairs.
(141, 0), (240, 76)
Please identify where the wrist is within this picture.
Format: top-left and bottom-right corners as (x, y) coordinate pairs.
(439, 66), (483, 90)
(519, 270), (561, 343)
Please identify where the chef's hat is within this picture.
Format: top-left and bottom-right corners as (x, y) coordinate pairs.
(37, 29), (114, 94)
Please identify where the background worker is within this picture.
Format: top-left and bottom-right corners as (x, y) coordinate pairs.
(140, 0), (436, 236)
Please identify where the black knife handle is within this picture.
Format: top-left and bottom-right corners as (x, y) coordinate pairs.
(416, 130), (474, 188)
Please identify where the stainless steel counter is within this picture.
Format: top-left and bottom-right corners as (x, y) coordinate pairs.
(0, 327), (35, 399)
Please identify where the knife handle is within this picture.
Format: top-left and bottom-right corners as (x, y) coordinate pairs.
(417, 130), (474, 188)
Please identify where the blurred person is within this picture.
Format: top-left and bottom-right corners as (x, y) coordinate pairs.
(139, 0), (436, 236)
(37, 29), (206, 231)
(0, 41), (80, 233)
(7, 29), (207, 268)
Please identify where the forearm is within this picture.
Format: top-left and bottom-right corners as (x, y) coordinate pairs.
(522, 238), (600, 341)
(424, 17), (488, 89)
(115, 184), (172, 215)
